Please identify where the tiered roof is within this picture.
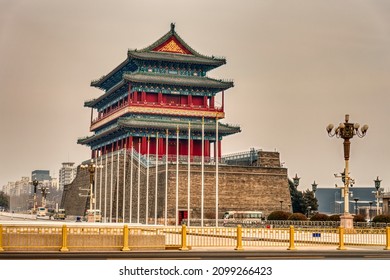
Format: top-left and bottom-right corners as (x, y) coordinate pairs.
(90, 23), (228, 91)
(122, 71), (232, 89)
(85, 72), (232, 108)
(79, 24), (240, 149)
(78, 115), (240, 147)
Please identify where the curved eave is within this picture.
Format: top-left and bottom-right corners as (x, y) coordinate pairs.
(90, 56), (130, 88)
(127, 50), (225, 68)
(77, 124), (120, 145)
(85, 80), (127, 108)
(84, 99), (96, 108)
(118, 118), (240, 135)
(79, 118), (240, 147)
(123, 72), (233, 90)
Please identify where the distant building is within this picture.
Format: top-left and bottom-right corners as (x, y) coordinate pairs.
(31, 170), (51, 181)
(2, 182), (15, 196)
(8, 177), (30, 212)
(5, 172), (61, 212)
(316, 187), (383, 219)
(58, 162), (77, 190)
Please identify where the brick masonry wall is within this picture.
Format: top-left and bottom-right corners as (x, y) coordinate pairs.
(61, 166), (89, 216)
(257, 151), (281, 168)
(61, 150), (291, 222)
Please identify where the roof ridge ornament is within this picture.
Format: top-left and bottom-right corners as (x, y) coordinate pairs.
(171, 22), (175, 33)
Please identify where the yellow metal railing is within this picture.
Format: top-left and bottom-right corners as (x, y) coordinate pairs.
(288, 225), (296, 250)
(60, 225), (69, 252)
(338, 226), (346, 250)
(385, 227), (390, 250)
(1, 224), (390, 252)
(0, 225), (4, 252)
(294, 227), (339, 247)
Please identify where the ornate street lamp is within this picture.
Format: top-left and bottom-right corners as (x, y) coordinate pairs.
(80, 159), (103, 220)
(293, 174), (300, 188)
(31, 180), (39, 213)
(327, 114), (368, 229)
(353, 198), (359, 216)
(340, 169), (346, 184)
(369, 201), (373, 222)
(311, 181), (318, 198)
(374, 176), (382, 215)
(307, 206), (312, 218)
(39, 186), (50, 208)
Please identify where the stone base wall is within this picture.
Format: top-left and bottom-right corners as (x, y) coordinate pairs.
(61, 167), (89, 216)
(61, 150), (290, 223)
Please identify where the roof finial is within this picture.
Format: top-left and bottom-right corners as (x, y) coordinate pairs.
(170, 22), (175, 32)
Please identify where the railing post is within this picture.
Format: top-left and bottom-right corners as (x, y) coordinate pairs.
(337, 226), (346, 250)
(287, 225), (296, 250)
(122, 224), (130, 251)
(60, 225), (69, 252)
(384, 227), (390, 250)
(0, 225), (4, 252)
(235, 225), (244, 251)
(179, 224), (189, 251)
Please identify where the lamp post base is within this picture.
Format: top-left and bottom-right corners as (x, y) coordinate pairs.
(340, 213), (354, 229)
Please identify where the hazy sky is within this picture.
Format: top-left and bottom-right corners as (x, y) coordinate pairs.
(1, 0), (390, 191)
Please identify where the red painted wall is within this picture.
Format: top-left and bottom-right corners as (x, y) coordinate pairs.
(192, 96), (203, 106)
(145, 92), (158, 103)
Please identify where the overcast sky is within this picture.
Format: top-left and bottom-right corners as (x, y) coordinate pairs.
(1, 0), (390, 191)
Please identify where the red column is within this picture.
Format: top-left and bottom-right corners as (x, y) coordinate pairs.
(162, 137), (166, 156)
(127, 136), (133, 150)
(158, 92), (162, 103)
(141, 136), (147, 154)
(205, 140), (210, 159)
(190, 139), (194, 161)
(134, 91), (138, 102)
(203, 96), (208, 108)
(135, 138), (141, 153)
(188, 95), (192, 106)
(210, 96), (215, 108)
(158, 138), (164, 157)
(214, 141), (217, 160)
